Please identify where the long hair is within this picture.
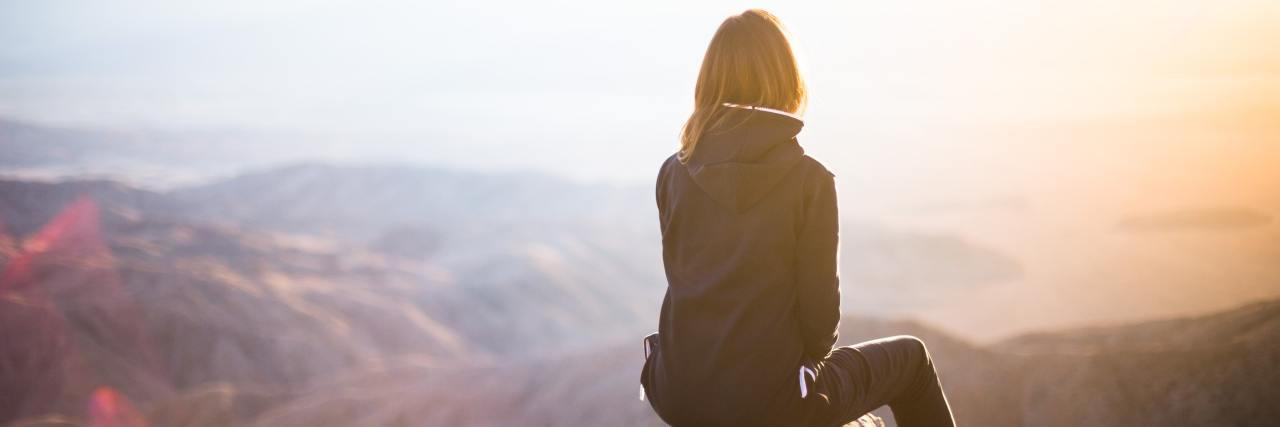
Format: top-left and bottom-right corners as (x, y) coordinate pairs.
(678, 9), (807, 163)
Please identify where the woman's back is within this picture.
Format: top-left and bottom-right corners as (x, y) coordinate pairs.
(641, 9), (953, 427)
(641, 106), (840, 426)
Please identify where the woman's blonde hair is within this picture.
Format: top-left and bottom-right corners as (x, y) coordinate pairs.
(678, 9), (807, 163)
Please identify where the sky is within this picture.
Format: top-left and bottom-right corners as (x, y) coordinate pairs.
(1, 0), (1278, 195)
(1, 0), (1278, 338)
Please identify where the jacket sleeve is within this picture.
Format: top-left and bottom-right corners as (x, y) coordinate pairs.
(795, 168), (841, 360)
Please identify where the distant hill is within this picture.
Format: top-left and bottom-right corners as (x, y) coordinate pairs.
(0, 179), (183, 236)
(166, 163), (1021, 317)
(0, 117), (324, 187)
(839, 224), (1023, 315)
(171, 163), (654, 241)
(1118, 207), (1273, 232)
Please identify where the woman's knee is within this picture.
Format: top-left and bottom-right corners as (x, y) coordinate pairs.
(887, 335), (931, 362)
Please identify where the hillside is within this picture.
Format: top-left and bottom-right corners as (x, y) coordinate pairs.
(992, 299), (1280, 425)
(2, 170), (1278, 426)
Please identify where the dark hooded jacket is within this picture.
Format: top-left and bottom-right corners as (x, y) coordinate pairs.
(641, 107), (841, 426)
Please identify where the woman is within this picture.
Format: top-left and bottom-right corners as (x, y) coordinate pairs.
(640, 9), (956, 427)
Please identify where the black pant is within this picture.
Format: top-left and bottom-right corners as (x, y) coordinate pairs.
(804, 335), (955, 427)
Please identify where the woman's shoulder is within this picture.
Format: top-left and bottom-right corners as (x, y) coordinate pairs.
(655, 153), (682, 193)
(798, 154), (835, 179)
(660, 152), (681, 169)
(656, 153), (681, 179)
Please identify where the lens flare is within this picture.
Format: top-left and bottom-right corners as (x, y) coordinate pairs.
(87, 387), (148, 427)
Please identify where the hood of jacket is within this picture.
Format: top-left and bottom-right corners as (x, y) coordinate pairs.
(684, 107), (805, 213)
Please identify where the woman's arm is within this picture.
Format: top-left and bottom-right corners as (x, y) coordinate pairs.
(795, 167), (841, 360)
(656, 156), (674, 232)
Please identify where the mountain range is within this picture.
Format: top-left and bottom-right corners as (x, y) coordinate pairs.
(2, 165), (1277, 426)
